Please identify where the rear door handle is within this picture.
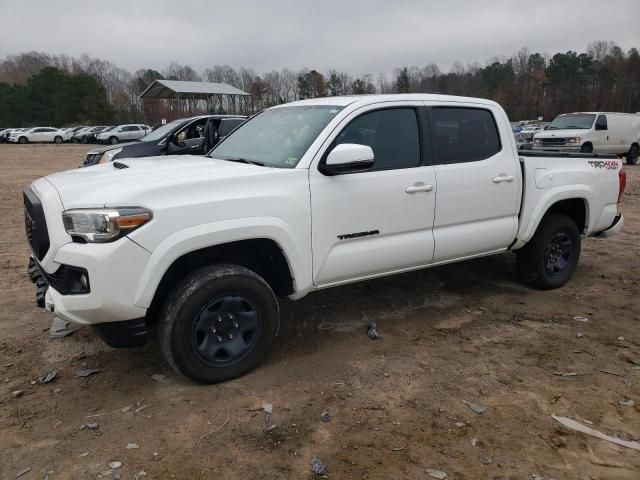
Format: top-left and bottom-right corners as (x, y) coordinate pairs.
(492, 175), (514, 183)
(405, 184), (434, 193)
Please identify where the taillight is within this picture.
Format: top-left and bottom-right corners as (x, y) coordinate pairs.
(618, 167), (626, 203)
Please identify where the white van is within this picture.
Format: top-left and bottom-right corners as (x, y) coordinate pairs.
(533, 112), (640, 164)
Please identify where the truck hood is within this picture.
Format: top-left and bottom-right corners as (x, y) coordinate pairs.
(535, 129), (589, 139)
(44, 155), (270, 208)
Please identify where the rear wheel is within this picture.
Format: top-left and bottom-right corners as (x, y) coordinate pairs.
(517, 214), (581, 290)
(580, 143), (593, 154)
(158, 264), (279, 384)
(18, 136), (28, 144)
(54, 136), (63, 144)
(109, 136), (119, 145)
(627, 144), (639, 165)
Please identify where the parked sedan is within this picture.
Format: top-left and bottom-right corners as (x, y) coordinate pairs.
(0, 128), (14, 142)
(1, 128), (26, 142)
(71, 127), (93, 143)
(66, 126), (87, 141)
(82, 115), (245, 166)
(75, 126), (110, 143)
(95, 124), (152, 144)
(8, 127), (70, 144)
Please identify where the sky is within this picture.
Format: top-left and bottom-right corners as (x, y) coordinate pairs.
(1, 0), (639, 76)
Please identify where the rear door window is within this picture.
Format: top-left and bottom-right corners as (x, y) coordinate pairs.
(431, 107), (501, 164)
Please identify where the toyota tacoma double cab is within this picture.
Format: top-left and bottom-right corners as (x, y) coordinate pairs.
(24, 94), (625, 383)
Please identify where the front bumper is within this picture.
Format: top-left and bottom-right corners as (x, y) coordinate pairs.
(35, 238), (150, 326)
(532, 145), (581, 152)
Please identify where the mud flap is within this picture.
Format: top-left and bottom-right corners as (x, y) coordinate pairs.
(93, 318), (148, 348)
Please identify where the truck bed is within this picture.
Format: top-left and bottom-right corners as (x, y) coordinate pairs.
(520, 151), (618, 159)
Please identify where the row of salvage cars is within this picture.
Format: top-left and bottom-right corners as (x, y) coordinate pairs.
(81, 115), (246, 166)
(0, 124), (152, 145)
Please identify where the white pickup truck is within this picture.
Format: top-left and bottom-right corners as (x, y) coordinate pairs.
(24, 94), (625, 383)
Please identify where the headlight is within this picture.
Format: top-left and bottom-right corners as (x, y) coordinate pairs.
(62, 207), (152, 243)
(567, 137), (582, 144)
(99, 147), (122, 164)
(534, 138), (541, 144)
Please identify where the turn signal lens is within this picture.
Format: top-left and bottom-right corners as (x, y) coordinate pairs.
(115, 213), (151, 229)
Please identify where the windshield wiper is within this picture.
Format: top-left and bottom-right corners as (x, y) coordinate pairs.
(217, 156), (265, 167)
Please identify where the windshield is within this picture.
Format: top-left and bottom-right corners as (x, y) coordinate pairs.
(547, 114), (595, 130)
(209, 105), (344, 168)
(139, 119), (185, 142)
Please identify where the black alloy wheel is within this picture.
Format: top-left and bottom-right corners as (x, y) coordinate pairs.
(544, 232), (572, 276)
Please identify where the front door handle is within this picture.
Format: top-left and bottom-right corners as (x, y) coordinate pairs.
(405, 184), (434, 194)
(492, 175), (514, 183)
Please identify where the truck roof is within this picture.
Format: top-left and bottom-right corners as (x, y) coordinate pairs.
(277, 94), (500, 109)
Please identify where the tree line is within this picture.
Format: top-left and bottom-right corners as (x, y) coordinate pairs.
(0, 40), (638, 127)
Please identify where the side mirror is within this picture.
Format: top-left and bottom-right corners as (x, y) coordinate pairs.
(320, 143), (375, 176)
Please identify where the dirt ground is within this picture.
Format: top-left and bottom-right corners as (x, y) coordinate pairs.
(0, 143), (638, 480)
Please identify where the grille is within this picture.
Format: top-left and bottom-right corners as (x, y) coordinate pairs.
(83, 153), (103, 166)
(541, 138), (566, 146)
(23, 188), (50, 260)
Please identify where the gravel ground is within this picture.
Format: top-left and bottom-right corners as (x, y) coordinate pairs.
(0, 143), (639, 480)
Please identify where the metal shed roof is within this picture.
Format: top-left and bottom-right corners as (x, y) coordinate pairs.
(139, 79), (250, 99)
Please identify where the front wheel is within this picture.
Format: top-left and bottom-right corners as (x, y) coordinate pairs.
(516, 214), (581, 290)
(627, 144), (639, 165)
(158, 264), (279, 383)
(54, 136), (62, 144)
(109, 136), (119, 145)
(18, 136), (28, 144)
(580, 143), (593, 154)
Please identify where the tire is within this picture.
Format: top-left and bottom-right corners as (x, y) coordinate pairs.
(580, 143), (593, 154)
(35, 278), (48, 308)
(18, 136), (28, 144)
(516, 214), (581, 290)
(627, 144), (639, 165)
(27, 257), (40, 283)
(109, 136), (118, 145)
(54, 136), (62, 144)
(158, 264), (279, 384)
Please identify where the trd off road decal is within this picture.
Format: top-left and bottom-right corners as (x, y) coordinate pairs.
(588, 160), (618, 170)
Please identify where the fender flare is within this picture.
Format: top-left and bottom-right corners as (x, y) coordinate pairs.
(132, 217), (310, 308)
(513, 186), (591, 250)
